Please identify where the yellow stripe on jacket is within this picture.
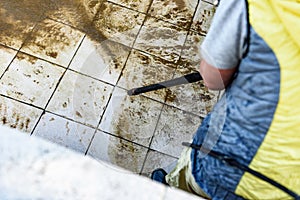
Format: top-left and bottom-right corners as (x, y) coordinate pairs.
(235, 0), (300, 199)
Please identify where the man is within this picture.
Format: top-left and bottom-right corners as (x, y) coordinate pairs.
(151, 0), (300, 199)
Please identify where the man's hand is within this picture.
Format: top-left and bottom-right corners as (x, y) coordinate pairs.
(199, 60), (237, 90)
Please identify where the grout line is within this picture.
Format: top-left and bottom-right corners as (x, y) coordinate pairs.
(202, 0), (215, 6)
(139, 102), (165, 174)
(39, 110), (99, 130)
(0, 43), (20, 52)
(0, 94), (44, 111)
(84, 85), (116, 155)
(139, 150), (151, 175)
(131, 47), (179, 67)
(92, 128), (179, 159)
(84, 129), (97, 156)
(15, 50), (68, 70)
(113, 48), (133, 88)
(93, 129), (150, 153)
(67, 68), (115, 87)
(106, 0), (149, 15)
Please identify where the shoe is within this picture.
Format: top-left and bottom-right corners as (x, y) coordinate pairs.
(151, 168), (169, 185)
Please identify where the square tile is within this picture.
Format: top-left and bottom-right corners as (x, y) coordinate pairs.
(0, 3), (39, 49)
(33, 112), (95, 153)
(47, 0), (101, 30)
(87, 130), (148, 173)
(69, 36), (130, 85)
(191, 1), (216, 34)
(93, 2), (145, 47)
(0, 95), (43, 133)
(20, 19), (84, 67)
(141, 150), (177, 177)
(134, 17), (187, 62)
(99, 87), (163, 146)
(150, 105), (201, 157)
(0, 53), (65, 108)
(165, 66), (219, 117)
(108, 0), (152, 13)
(0, 46), (17, 76)
(181, 31), (205, 65)
(47, 70), (114, 127)
(149, 0), (197, 29)
(117, 49), (176, 102)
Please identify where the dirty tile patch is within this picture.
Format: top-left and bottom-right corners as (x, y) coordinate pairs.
(148, 0), (197, 29)
(47, 0), (101, 31)
(88, 130), (148, 173)
(69, 36), (130, 85)
(0, 46), (17, 76)
(93, 2), (145, 47)
(0, 53), (65, 108)
(47, 70), (114, 127)
(99, 87), (163, 146)
(191, 1), (216, 34)
(117, 49), (176, 102)
(20, 19), (84, 67)
(165, 66), (218, 117)
(0, 95), (43, 133)
(108, 0), (152, 13)
(142, 150), (177, 177)
(0, 3), (38, 49)
(134, 17), (187, 62)
(150, 105), (201, 157)
(33, 112), (95, 153)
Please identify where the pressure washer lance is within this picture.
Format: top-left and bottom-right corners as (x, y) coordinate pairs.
(127, 72), (202, 96)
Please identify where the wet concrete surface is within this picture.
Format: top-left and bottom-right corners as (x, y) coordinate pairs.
(0, 0), (218, 175)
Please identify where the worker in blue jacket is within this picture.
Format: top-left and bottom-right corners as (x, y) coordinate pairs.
(152, 0), (300, 199)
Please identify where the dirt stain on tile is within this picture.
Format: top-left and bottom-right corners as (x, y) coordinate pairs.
(76, 111), (83, 118)
(108, 136), (141, 172)
(149, 0), (192, 29)
(0, 0), (130, 61)
(193, 4), (216, 34)
(0, 102), (32, 132)
(16, 53), (38, 65)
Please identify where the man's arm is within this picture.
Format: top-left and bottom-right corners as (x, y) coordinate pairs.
(197, 0), (247, 90)
(199, 59), (237, 90)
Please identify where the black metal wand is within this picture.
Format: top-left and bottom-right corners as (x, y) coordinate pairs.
(127, 72), (202, 96)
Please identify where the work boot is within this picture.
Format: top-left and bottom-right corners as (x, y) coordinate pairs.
(151, 168), (169, 186)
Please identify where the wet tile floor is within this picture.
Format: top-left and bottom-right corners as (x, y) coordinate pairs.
(0, 0), (220, 176)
